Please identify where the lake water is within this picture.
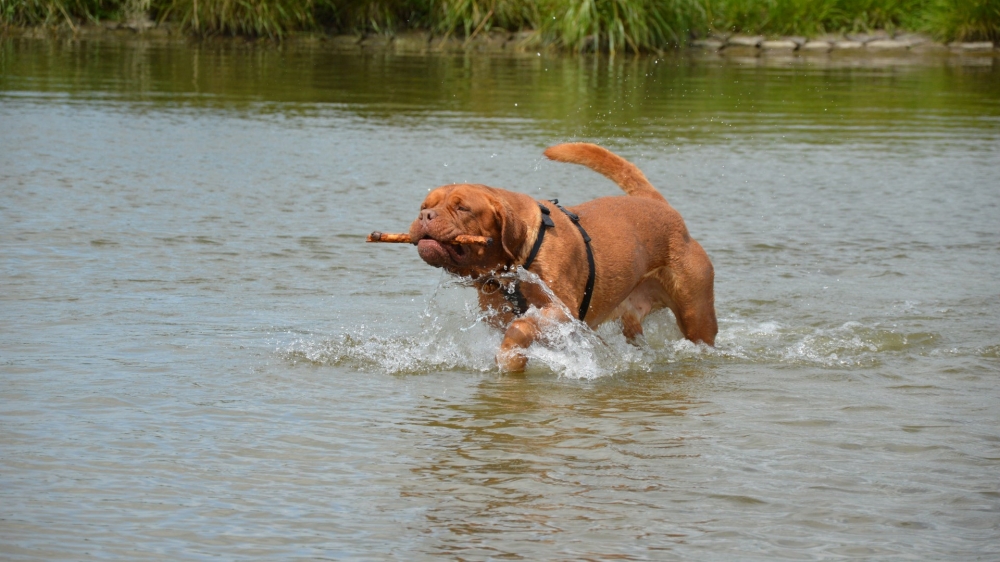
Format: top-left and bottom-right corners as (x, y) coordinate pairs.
(2, 36), (999, 560)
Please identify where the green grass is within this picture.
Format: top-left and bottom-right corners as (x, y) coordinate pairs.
(537, 0), (707, 53)
(152, 0), (319, 37)
(3, 0), (998, 45)
(436, 0), (535, 36)
(923, 0), (1000, 41)
(702, 0), (935, 37)
(1, 0), (120, 27)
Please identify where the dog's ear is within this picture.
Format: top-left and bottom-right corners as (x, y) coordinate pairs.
(490, 192), (529, 263)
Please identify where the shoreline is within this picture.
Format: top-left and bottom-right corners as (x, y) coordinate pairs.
(4, 24), (997, 62)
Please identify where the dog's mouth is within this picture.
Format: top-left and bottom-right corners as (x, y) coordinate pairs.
(416, 235), (470, 267)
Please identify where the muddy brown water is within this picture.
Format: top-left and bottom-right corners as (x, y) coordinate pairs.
(2, 37), (999, 560)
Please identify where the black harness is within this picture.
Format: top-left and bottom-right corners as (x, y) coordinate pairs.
(501, 199), (596, 322)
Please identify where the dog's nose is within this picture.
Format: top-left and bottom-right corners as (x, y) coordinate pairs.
(420, 208), (437, 223)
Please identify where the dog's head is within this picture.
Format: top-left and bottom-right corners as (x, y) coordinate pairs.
(409, 184), (537, 275)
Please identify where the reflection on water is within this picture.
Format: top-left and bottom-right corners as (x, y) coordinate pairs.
(2, 36), (999, 560)
(406, 374), (700, 558)
(3, 36), (998, 145)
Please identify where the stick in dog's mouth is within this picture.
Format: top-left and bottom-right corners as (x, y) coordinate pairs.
(366, 232), (493, 246)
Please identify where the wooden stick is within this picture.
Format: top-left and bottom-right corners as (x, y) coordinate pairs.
(366, 232), (412, 244)
(367, 232), (493, 246)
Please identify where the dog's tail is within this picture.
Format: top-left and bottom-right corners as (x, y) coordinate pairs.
(543, 143), (666, 202)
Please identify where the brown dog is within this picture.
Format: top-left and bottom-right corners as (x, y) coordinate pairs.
(409, 143), (717, 372)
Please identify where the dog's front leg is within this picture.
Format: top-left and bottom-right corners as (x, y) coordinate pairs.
(496, 306), (571, 373)
(496, 317), (539, 372)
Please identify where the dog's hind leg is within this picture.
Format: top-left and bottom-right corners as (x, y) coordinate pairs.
(656, 246), (718, 346)
(621, 312), (644, 342)
(673, 295), (718, 346)
(614, 277), (662, 344)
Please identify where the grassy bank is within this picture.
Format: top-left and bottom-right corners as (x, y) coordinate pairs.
(2, 0), (998, 49)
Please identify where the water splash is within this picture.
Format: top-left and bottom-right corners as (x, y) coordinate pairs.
(281, 274), (941, 378)
(281, 270), (663, 379)
(718, 318), (941, 368)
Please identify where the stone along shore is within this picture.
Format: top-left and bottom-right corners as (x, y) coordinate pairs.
(308, 30), (997, 58)
(692, 32), (996, 56)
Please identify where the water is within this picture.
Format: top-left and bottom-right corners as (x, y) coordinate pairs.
(2, 36), (999, 560)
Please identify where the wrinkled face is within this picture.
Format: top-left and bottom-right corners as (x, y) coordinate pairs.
(408, 184), (509, 274)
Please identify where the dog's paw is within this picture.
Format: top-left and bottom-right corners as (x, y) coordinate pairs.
(496, 349), (528, 373)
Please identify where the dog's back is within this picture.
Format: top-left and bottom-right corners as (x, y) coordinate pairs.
(543, 143), (716, 345)
(544, 142), (689, 271)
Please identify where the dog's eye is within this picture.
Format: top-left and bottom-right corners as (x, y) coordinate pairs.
(456, 204), (471, 213)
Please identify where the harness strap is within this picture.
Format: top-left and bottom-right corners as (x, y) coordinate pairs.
(522, 203), (553, 270)
(503, 284), (529, 316)
(550, 200), (596, 322)
(513, 199), (596, 322)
